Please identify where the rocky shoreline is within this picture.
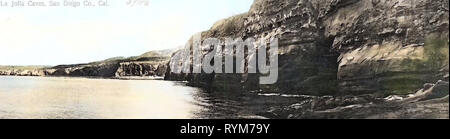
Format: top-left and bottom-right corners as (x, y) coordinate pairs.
(0, 50), (171, 79)
(0, 62), (167, 78)
(163, 0), (449, 119)
(1, 0), (448, 119)
(263, 80), (449, 119)
(0, 69), (45, 76)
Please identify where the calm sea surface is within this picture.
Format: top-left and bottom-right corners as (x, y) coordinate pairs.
(0, 76), (211, 119)
(0, 76), (299, 119)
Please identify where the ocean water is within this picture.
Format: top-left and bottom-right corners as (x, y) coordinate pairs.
(0, 76), (205, 119)
(0, 76), (301, 119)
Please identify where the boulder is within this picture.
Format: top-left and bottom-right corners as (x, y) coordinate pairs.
(404, 80), (450, 102)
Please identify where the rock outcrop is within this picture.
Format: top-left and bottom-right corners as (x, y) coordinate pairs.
(325, 0), (449, 95)
(0, 66), (47, 76)
(115, 62), (167, 77)
(0, 69), (45, 76)
(45, 59), (168, 78)
(41, 50), (173, 78)
(45, 62), (121, 77)
(1, 50), (173, 78)
(165, 0), (449, 97)
(166, 0), (340, 95)
(263, 80), (449, 119)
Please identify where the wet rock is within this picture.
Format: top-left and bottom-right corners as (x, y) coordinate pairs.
(265, 93), (448, 119)
(404, 80), (450, 102)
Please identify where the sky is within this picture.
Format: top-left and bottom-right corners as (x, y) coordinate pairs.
(0, 0), (254, 65)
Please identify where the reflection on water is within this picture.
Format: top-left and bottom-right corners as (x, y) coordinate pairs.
(0, 76), (300, 119)
(191, 91), (304, 119)
(0, 76), (204, 119)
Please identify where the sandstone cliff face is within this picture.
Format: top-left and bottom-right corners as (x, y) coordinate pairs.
(43, 61), (168, 78)
(166, 0), (341, 95)
(38, 50), (172, 78)
(324, 0), (449, 95)
(44, 62), (120, 77)
(165, 0), (449, 96)
(115, 62), (167, 77)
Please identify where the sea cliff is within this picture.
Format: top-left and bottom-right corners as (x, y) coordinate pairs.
(165, 0), (449, 96)
(0, 50), (172, 79)
(164, 0), (449, 118)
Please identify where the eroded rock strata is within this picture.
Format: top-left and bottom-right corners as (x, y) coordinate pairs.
(166, 0), (449, 96)
(116, 62), (167, 77)
(326, 0), (449, 95)
(164, 0), (449, 118)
